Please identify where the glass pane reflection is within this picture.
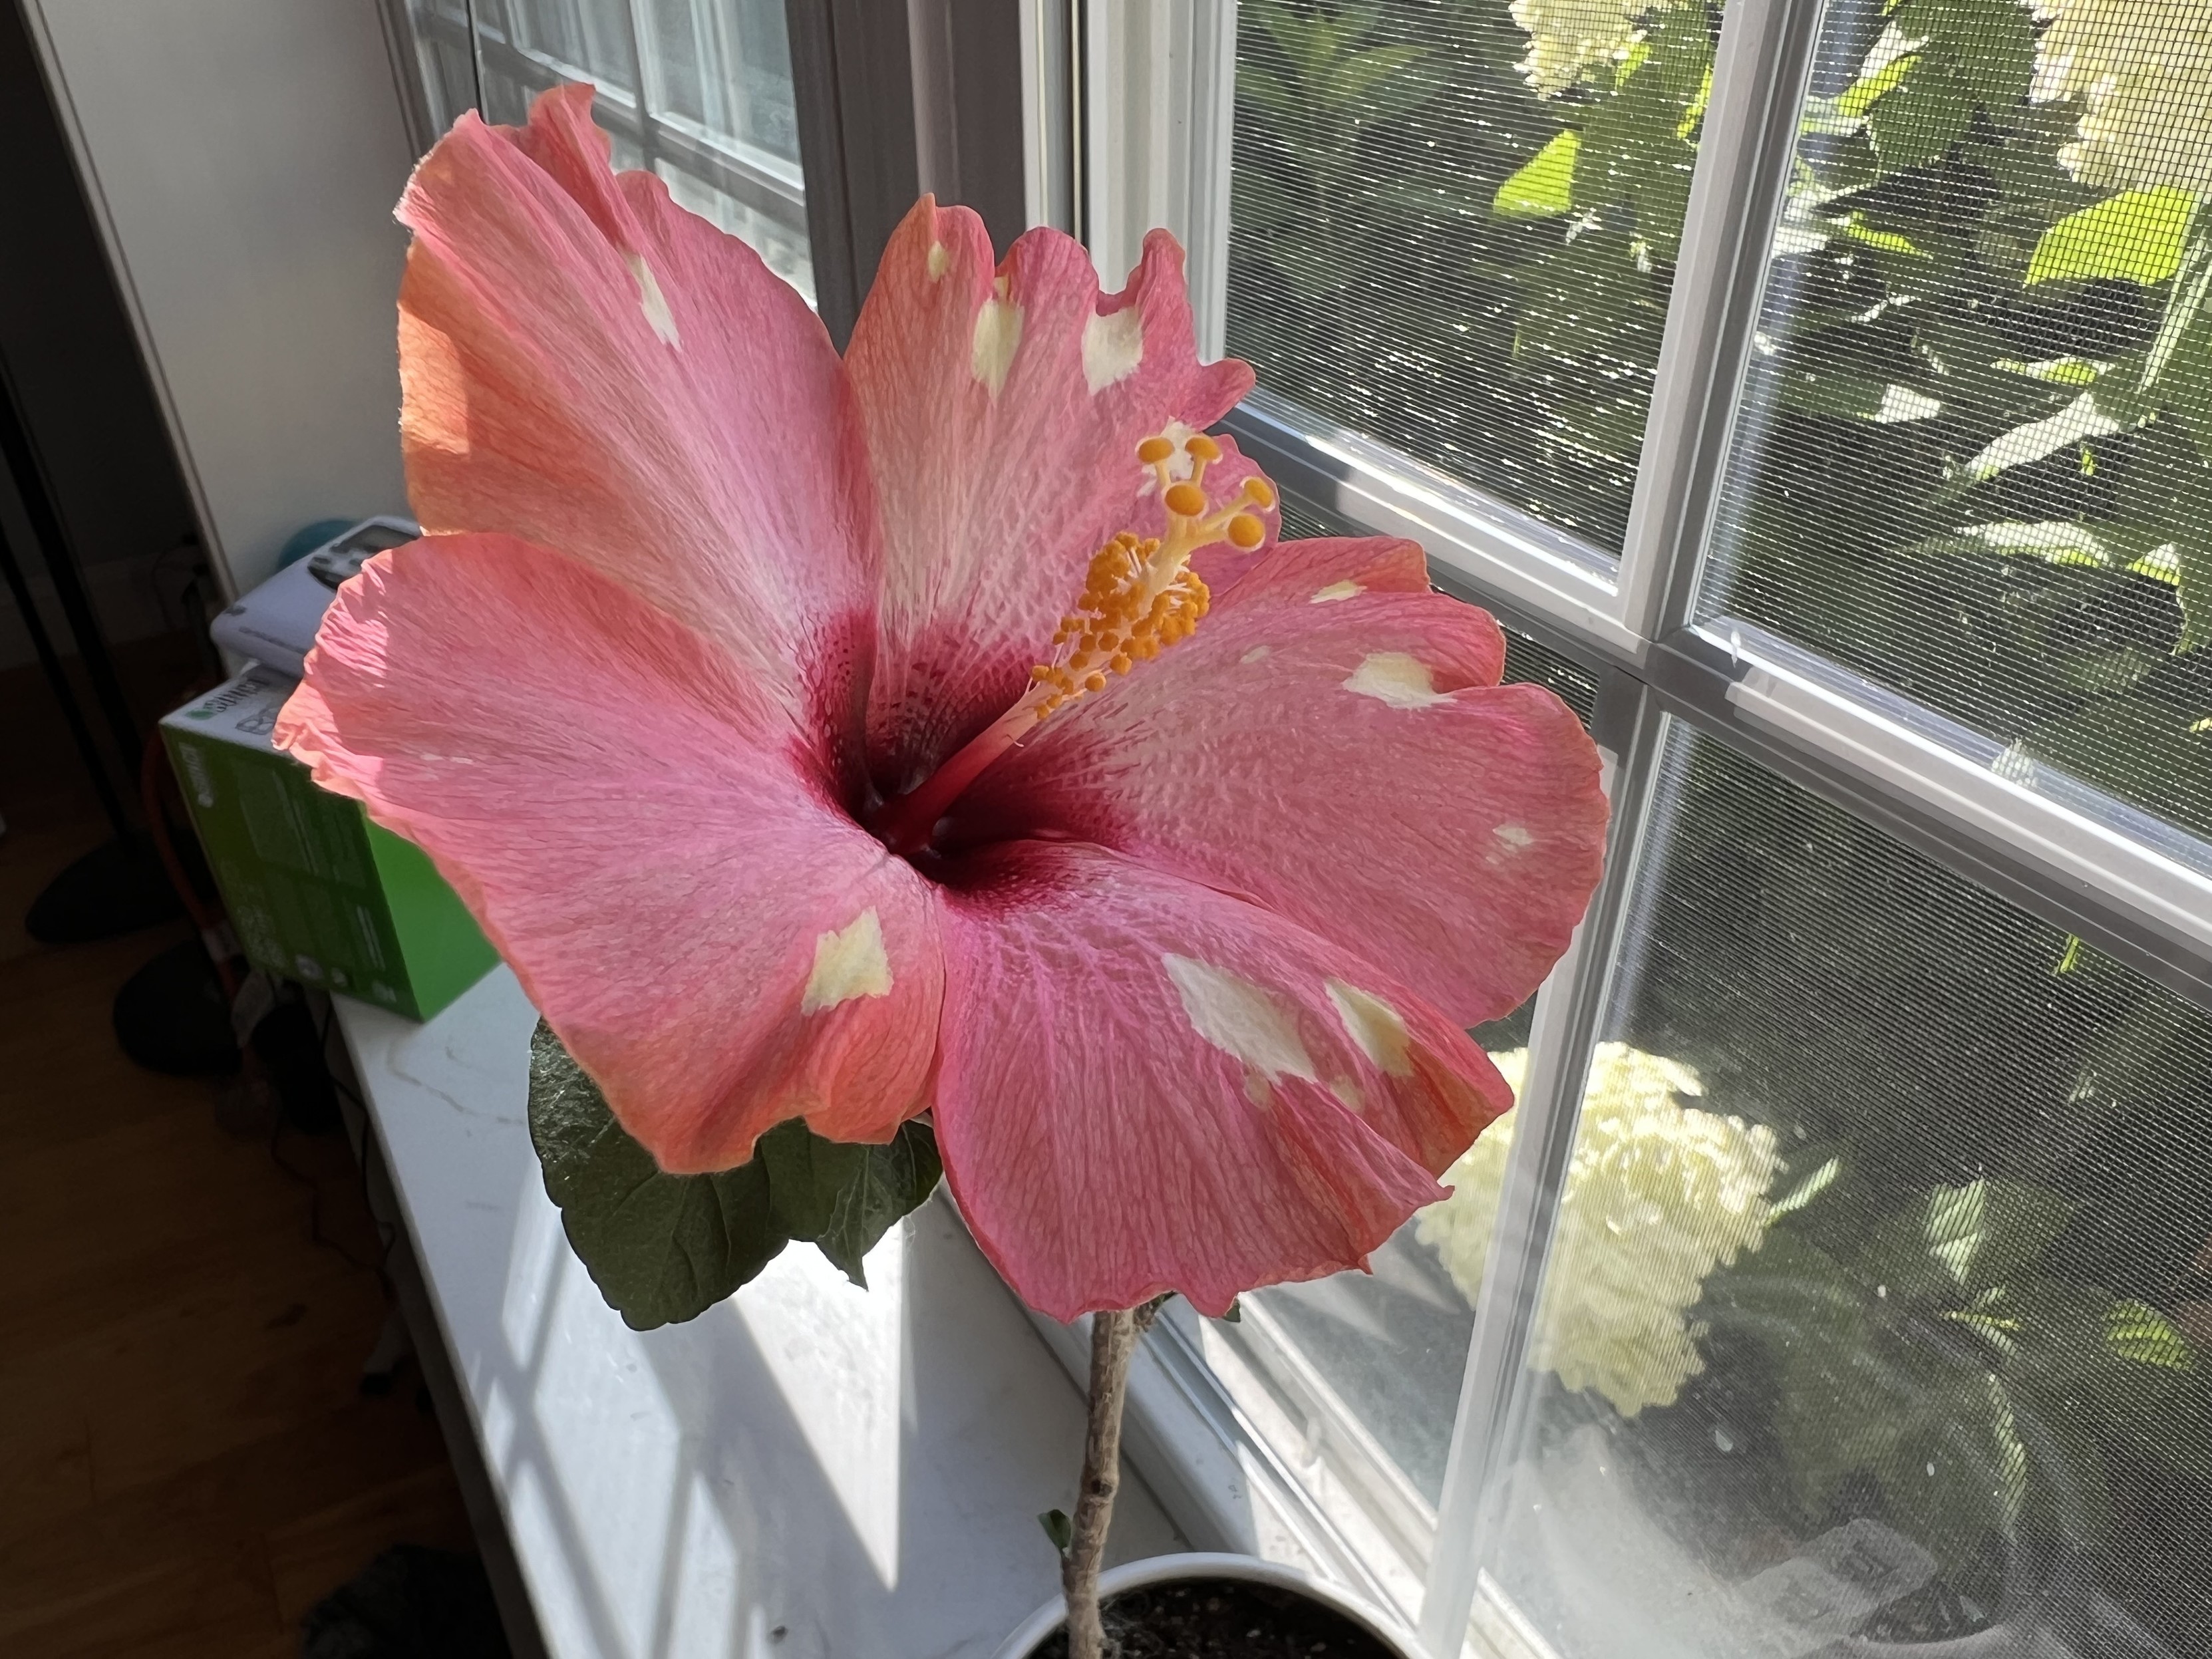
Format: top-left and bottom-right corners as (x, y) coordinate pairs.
(1460, 724), (2212, 1658)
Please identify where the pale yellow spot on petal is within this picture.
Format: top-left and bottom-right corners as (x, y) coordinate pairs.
(1243, 1070), (1273, 1108)
(1311, 581), (1362, 603)
(1081, 306), (1145, 392)
(625, 251), (680, 348)
(1344, 651), (1446, 708)
(971, 284), (1023, 396)
(1329, 1076), (1366, 1112)
(1164, 955), (1317, 1082)
(1239, 645), (1272, 666)
(1494, 823), (1534, 851)
(1327, 980), (1412, 1077)
(927, 241), (950, 280)
(802, 909), (892, 1013)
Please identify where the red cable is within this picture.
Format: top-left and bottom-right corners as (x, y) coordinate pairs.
(141, 717), (243, 1004)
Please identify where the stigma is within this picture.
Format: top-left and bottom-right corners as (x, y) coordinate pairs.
(1027, 431), (1273, 719)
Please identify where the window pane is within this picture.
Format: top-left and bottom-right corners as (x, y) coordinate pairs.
(1227, 0), (1724, 554)
(1700, 0), (2212, 846)
(1227, 615), (1599, 1509)
(1458, 723), (2212, 1656)
(506, 0), (637, 91)
(402, 0), (809, 301)
(647, 0), (798, 164)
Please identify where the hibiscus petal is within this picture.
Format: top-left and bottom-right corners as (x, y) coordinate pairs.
(396, 84), (873, 746)
(935, 841), (1507, 1319)
(953, 555), (1606, 1025)
(846, 200), (1254, 791)
(1201, 530), (1430, 609)
(274, 532), (941, 1171)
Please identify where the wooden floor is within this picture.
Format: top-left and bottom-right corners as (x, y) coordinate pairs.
(0, 643), (476, 1657)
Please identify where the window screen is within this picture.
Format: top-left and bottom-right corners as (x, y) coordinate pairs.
(1465, 722), (2212, 1656)
(1226, 0), (1724, 553)
(399, 0), (811, 299)
(1701, 0), (2212, 845)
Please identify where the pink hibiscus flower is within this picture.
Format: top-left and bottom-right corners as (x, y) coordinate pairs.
(275, 85), (1607, 1321)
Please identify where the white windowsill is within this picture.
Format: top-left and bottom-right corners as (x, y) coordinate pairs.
(331, 965), (1187, 1658)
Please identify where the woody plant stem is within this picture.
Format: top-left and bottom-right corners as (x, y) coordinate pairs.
(1061, 1299), (1166, 1659)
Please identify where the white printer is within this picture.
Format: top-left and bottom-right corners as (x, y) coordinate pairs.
(210, 516), (418, 678)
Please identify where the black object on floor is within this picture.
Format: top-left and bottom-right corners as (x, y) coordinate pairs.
(302, 1545), (511, 1659)
(253, 994), (341, 1133)
(111, 936), (236, 1076)
(25, 835), (182, 943)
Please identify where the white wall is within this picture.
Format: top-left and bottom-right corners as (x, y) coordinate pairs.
(21, 0), (420, 599)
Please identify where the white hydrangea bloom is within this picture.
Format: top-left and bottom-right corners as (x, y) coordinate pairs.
(1510, 0), (1678, 98)
(2030, 0), (2212, 195)
(1416, 1044), (1780, 1418)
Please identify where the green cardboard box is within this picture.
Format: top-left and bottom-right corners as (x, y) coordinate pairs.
(160, 667), (498, 1020)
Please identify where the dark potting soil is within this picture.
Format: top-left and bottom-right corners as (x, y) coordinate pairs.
(1030, 1576), (1396, 1658)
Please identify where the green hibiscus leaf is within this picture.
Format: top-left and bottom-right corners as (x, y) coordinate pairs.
(758, 1119), (868, 1241)
(767, 1115), (944, 1288)
(526, 1022), (947, 1324)
(528, 1018), (788, 1330)
(2027, 188), (2197, 288)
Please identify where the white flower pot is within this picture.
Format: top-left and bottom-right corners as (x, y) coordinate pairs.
(991, 1551), (1424, 1659)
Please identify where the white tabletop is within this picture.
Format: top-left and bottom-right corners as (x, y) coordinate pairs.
(335, 967), (1180, 1659)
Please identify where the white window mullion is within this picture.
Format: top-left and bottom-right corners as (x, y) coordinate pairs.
(1076, 0), (1237, 359)
(1416, 685), (1669, 1658)
(617, 0), (662, 166)
(1612, 0), (1827, 647)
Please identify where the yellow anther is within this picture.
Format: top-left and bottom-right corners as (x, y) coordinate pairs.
(1025, 447), (1271, 720)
